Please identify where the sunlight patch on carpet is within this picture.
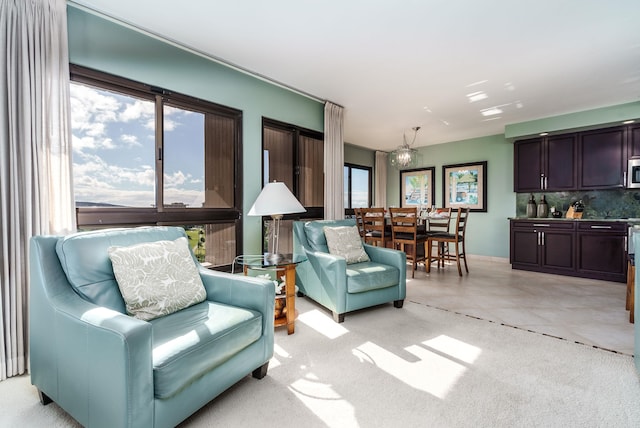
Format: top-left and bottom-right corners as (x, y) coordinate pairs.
(353, 339), (472, 399)
(289, 373), (357, 427)
(298, 309), (349, 339)
(423, 335), (481, 364)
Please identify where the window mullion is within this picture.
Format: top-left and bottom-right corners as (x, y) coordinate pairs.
(156, 94), (164, 212)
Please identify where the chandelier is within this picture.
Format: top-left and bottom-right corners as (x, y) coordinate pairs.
(389, 126), (421, 168)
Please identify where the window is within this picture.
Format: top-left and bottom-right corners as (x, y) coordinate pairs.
(344, 163), (372, 215)
(260, 118), (324, 253)
(70, 65), (243, 269)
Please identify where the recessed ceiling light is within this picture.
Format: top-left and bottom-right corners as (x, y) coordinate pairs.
(467, 91), (488, 103)
(540, 132), (549, 136)
(481, 108), (502, 116)
(623, 120), (635, 124)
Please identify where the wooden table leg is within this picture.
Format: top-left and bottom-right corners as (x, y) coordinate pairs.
(284, 264), (296, 334)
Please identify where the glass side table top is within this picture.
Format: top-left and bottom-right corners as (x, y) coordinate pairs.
(234, 253), (307, 269)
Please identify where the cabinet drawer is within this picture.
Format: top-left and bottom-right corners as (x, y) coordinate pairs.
(511, 220), (575, 230)
(577, 222), (627, 232)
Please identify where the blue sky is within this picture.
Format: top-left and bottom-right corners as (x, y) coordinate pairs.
(70, 83), (205, 207)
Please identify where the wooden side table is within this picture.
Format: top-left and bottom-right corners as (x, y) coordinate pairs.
(235, 254), (306, 335)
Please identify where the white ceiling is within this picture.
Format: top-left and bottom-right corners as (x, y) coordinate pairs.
(70, 0), (640, 151)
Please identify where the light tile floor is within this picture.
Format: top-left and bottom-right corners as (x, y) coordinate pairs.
(405, 256), (635, 355)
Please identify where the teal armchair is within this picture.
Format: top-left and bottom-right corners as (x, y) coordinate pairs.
(293, 219), (406, 322)
(29, 226), (275, 428)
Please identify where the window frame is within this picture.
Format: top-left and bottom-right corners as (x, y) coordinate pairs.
(70, 65), (244, 267)
(344, 163), (373, 215)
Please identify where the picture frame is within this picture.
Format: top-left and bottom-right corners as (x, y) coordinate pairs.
(400, 167), (435, 208)
(442, 161), (487, 212)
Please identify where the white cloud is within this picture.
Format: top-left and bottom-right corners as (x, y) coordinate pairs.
(164, 170), (189, 187)
(119, 99), (155, 122)
(120, 134), (141, 147)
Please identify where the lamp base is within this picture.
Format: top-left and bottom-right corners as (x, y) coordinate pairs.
(264, 252), (283, 264)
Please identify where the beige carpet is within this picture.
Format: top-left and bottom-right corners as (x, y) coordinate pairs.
(2, 297), (639, 427)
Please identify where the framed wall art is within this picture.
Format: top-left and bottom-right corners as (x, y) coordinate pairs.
(400, 167), (435, 208)
(442, 161), (487, 212)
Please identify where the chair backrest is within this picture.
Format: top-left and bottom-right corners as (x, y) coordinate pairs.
(427, 207), (452, 234)
(353, 208), (365, 238)
(53, 226), (189, 313)
(453, 207), (470, 237)
(297, 219), (358, 253)
(360, 207), (387, 244)
(389, 207), (419, 243)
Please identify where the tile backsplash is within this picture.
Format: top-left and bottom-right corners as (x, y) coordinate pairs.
(516, 189), (640, 218)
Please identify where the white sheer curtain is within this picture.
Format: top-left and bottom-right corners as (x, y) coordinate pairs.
(375, 151), (388, 208)
(0, 0), (75, 381)
(324, 101), (344, 220)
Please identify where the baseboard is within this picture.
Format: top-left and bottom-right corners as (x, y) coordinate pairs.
(468, 254), (509, 264)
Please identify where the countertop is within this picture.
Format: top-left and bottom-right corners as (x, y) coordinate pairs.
(509, 217), (640, 224)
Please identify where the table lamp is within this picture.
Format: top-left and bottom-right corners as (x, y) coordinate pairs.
(248, 181), (306, 262)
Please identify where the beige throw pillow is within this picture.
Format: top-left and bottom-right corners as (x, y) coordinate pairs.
(323, 226), (370, 264)
(108, 237), (206, 321)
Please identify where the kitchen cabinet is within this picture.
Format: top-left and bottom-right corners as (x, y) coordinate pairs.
(576, 221), (627, 282)
(629, 124), (640, 159)
(510, 220), (575, 274)
(513, 134), (576, 192)
(578, 126), (626, 189)
(510, 219), (627, 283)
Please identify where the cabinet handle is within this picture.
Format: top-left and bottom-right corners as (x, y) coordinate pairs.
(541, 232), (545, 246)
(624, 171), (627, 186)
(537, 231), (541, 246)
(533, 224), (550, 227)
(590, 225), (612, 229)
(544, 176), (548, 189)
(540, 175), (544, 190)
(625, 236), (628, 252)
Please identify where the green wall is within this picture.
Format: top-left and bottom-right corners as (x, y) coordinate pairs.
(387, 135), (515, 259)
(344, 143), (375, 168)
(505, 102), (640, 139)
(67, 5), (324, 253)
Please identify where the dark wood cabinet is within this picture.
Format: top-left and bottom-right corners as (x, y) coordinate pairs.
(629, 124), (640, 159)
(514, 138), (543, 192)
(510, 220), (575, 274)
(510, 220), (627, 283)
(513, 135), (576, 192)
(576, 222), (627, 282)
(578, 126), (626, 189)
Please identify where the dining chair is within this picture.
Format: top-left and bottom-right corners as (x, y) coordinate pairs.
(425, 207), (452, 267)
(389, 207), (428, 278)
(426, 207), (470, 276)
(361, 207), (390, 247)
(354, 208), (365, 239)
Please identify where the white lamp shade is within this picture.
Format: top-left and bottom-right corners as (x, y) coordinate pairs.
(248, 181), (306, 216)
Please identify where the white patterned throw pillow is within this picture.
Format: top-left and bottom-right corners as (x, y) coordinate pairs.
(323, 225), (370, 264)
(108, 237), (206, 321)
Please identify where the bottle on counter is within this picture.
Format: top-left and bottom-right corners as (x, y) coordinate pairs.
(537, 195), (549, 218)
(526, 194), (537, 218)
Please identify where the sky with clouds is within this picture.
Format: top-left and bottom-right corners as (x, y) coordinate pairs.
(70, 83), (205, 208)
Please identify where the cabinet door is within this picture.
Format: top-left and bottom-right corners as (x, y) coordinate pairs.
(514, 138), (542, 192)
(578, 127), (626, 189)
(510, 227), (540, 266)
(630, 125), (640, 159)
(540, 230), (575, 271)
(576, 223), (626, 282)
(545, 134), (576, 190)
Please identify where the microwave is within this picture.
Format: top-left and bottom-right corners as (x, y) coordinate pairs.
(628, 159), (640, 188)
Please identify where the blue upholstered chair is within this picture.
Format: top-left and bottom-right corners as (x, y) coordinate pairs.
(293, 219), (406, 322)
(29, 226), (275, 428)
